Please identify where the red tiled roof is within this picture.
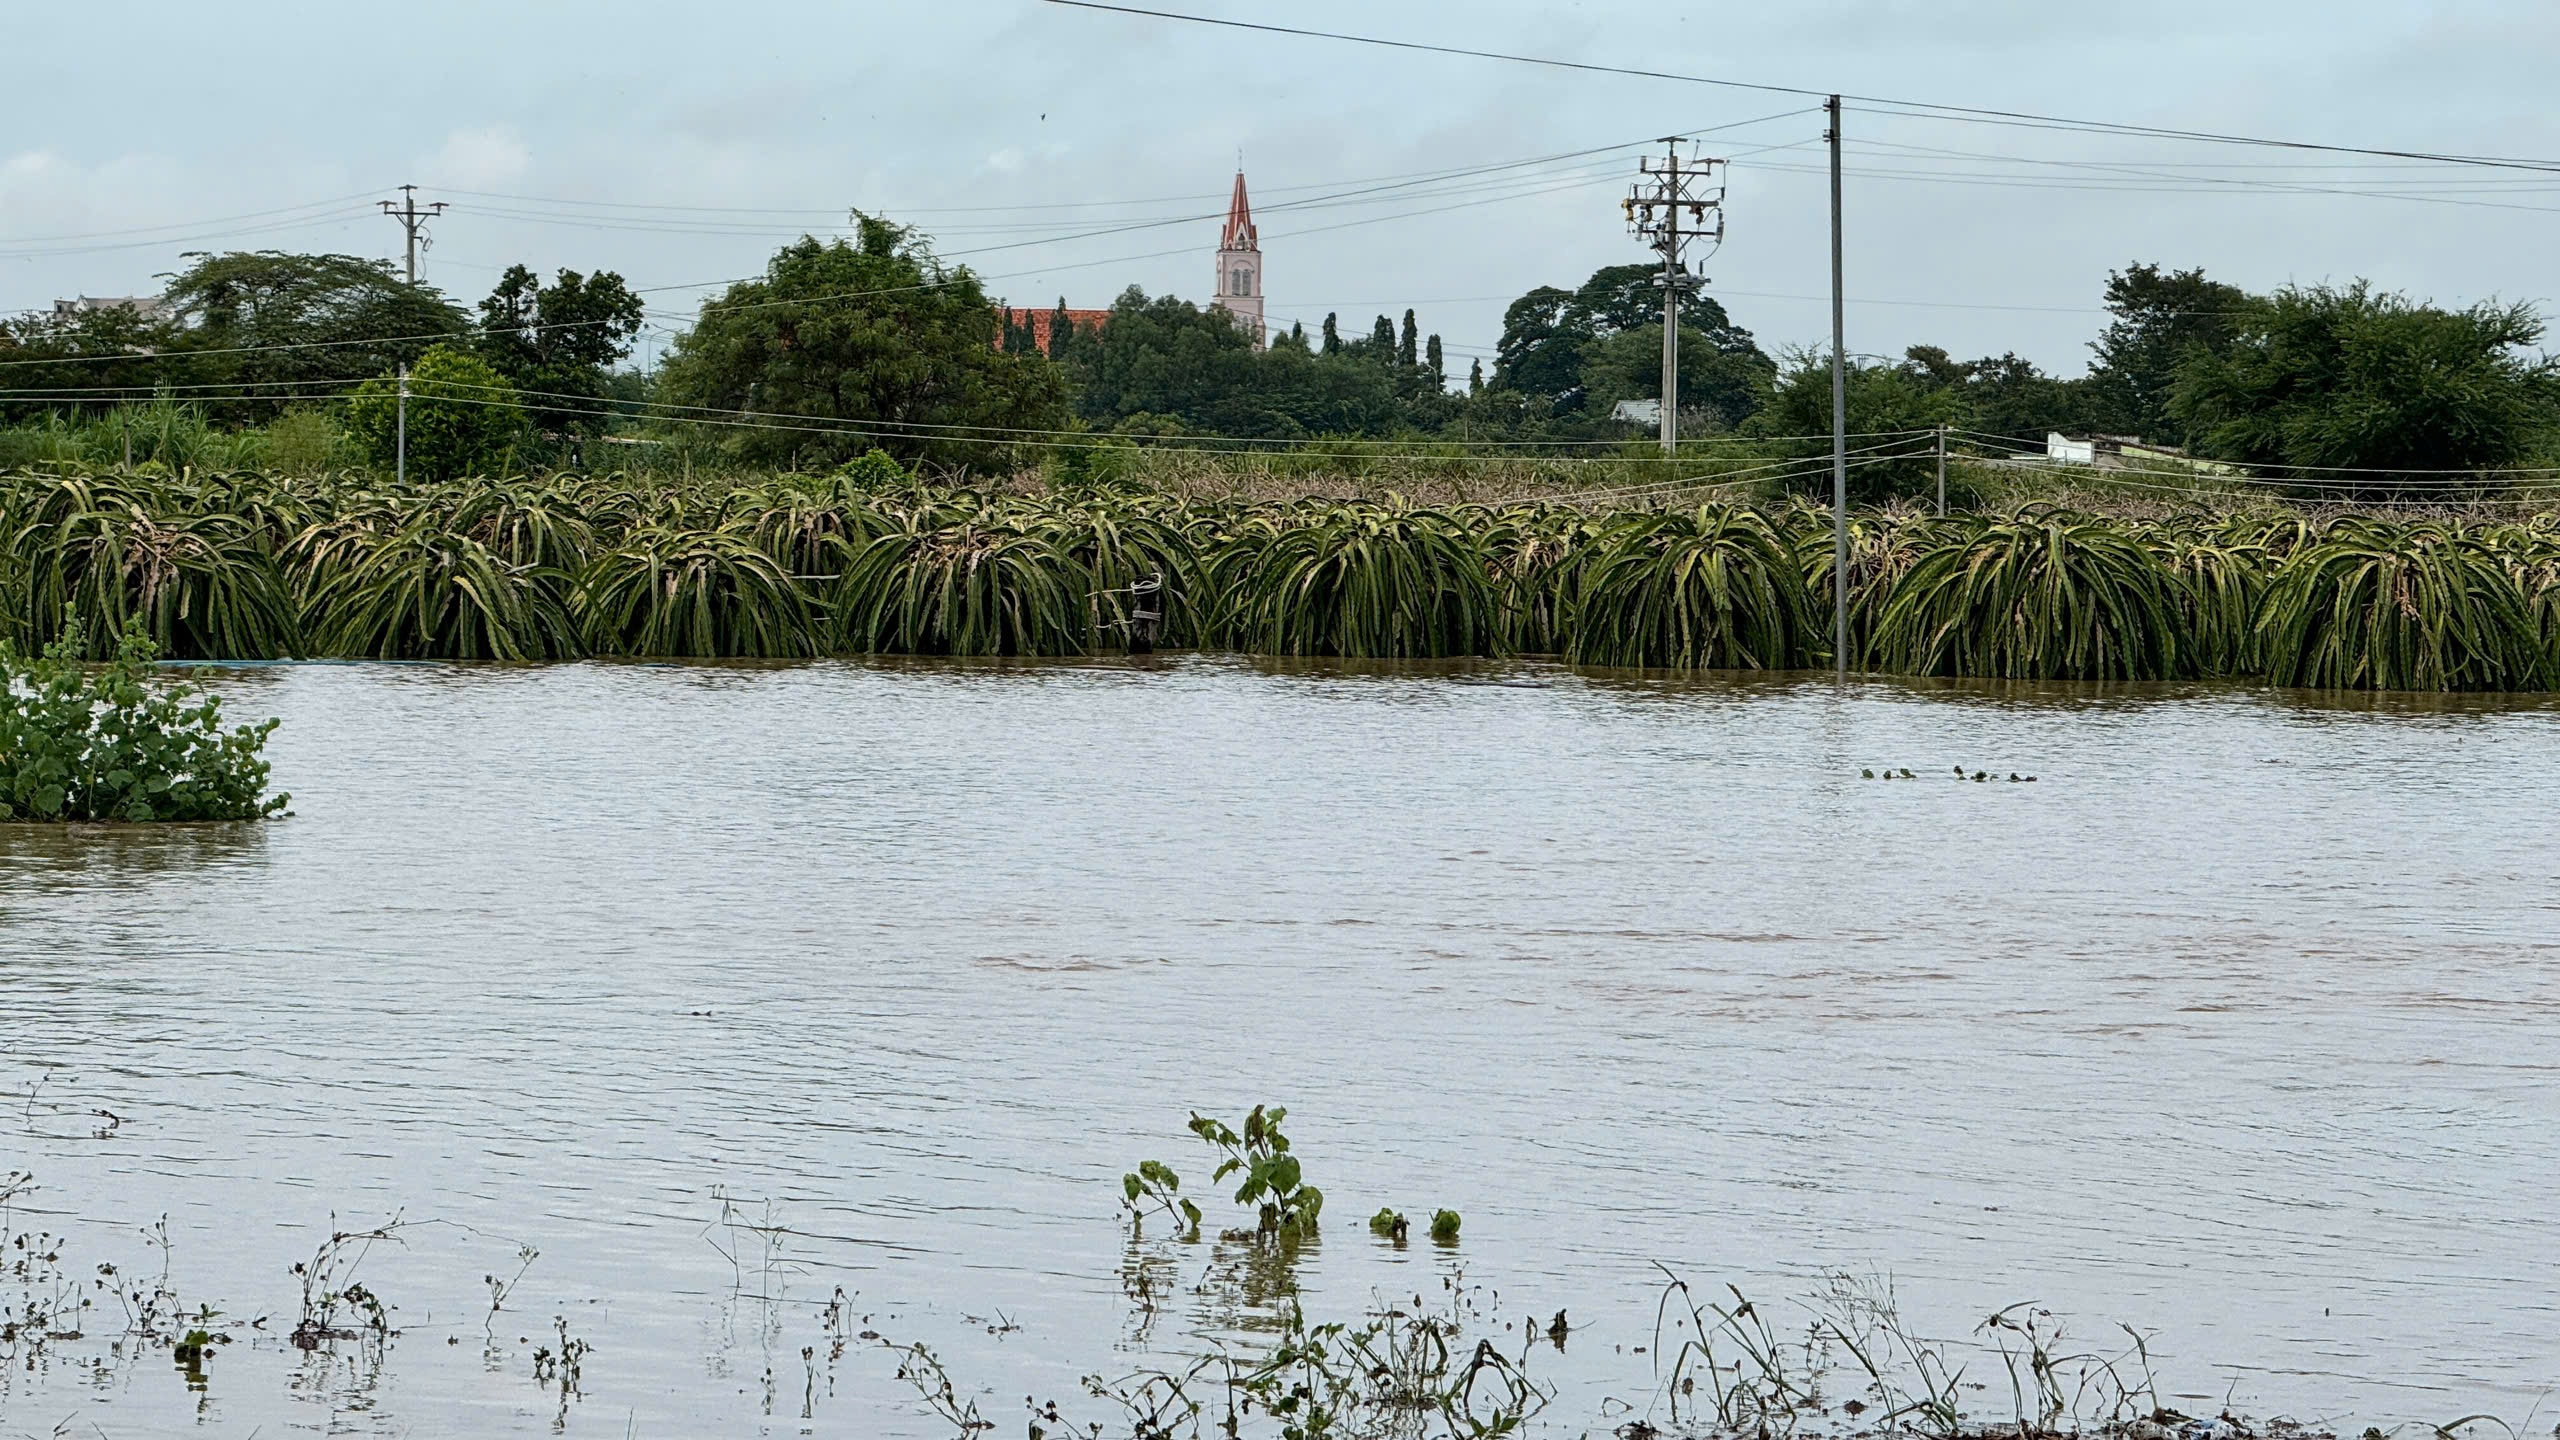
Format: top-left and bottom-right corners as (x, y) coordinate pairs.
(997, 306), (1112, 352)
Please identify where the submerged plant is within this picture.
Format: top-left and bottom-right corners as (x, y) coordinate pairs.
(1215, 501), (1505, 658)
(1122, 1160), (1202, 1238)
(2257, 520), (2549, 691)
(1188, 1105), (1323, 1239)
(1565, 505), (1815, 670)
(0, 618), (288, 821)
(576, 523), (818, 658)
(1868, 508), (2192, 681)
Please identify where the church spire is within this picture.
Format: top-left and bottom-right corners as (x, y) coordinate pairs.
(1220, 170), (1257, 252)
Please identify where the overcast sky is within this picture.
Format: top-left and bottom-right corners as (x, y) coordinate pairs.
(7, 1), (2558, 380)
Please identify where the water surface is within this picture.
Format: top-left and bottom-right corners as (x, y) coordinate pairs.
(3, 658), (2556, 1437)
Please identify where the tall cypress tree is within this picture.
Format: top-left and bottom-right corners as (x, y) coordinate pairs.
(1289, 319), (1306, 347)
(1048, 297), (1074, 360)
(1425, 333), (1444, 388)
(1321, 312), (1340, 355)
(1370, 314), (1395, 364)
(1398, 309), (1419, 367)
(1469, 357), (1483, 393)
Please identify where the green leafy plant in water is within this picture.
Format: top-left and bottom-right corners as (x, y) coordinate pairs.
(0, 617), (289, 821)
(1368, 1208), (1409, 1241)
(1429, 1209), (1462, 1244)
(1188, 1105), (1323, 1238)
(1121, 1159), (1201, 1238)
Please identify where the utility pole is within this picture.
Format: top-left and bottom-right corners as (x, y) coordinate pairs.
(379, 184), (446, 285)
(1826, 96), (1848, 678)
(1936, 423), (1948, 516)
(1623, 140), (1726, 455)
(382, 185), (442, 488)
(396, 365), (409, 487)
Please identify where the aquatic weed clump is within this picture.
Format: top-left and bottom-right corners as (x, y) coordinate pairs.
(0, 618), (287, 821)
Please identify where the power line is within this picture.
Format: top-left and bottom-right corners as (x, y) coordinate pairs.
(1044, 1), (2560, 175)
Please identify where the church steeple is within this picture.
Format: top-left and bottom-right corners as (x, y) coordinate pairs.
(1213, 169), (1264, 347)
(1220, 171), (1258, 251)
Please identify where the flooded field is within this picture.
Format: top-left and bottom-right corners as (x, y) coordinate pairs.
(3, 657), (2557, 1437)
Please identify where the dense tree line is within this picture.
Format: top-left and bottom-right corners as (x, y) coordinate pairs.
(5, 214), (2552, 489)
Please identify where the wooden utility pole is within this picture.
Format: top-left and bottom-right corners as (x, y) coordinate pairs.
(1623, 141), (1726, 455)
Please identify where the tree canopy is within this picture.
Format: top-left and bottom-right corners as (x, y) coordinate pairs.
(477, 265), (645, 436)
(2170, 283), (2555, 488)
(1489, 263), (1774, 428)
(656, 215), (1068, 470)
(164, 252), (472, 421)
(346, 343), (526, 482)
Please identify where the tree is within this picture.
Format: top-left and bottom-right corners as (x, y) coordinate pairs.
(2083, 262), (2251, 442)
(1368, 314), (1396, 364)
(1580, 323), (1777, 432)
(346, 343), (525, 481)
(1490, 286), (1582, 404)
(1489, 264), (1773, 425)
(1048, 298), (1075, 360)
(1468, 358), (1483, 394)
(161, 252), (470, 423)
(657, 214), (1068, 470)
(1425, 334), (1445, 390)
(2170, 283), (2556, 491)
(1953, 352), (2087, 449)
(476, 264), (644, 437)
(1746, 349), (1956, 504)
(1320, 313), (1340, 355)
(0, 305), (186, 423)
(1398, 310), (1419, 367)
(1058, 286), (1395, 439)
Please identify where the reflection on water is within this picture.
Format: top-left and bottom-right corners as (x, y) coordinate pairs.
(2, 656), (2558, 1437)
(0, 820), (269, 889)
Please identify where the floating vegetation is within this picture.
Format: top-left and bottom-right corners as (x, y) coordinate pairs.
(8, 464), (2560, 689)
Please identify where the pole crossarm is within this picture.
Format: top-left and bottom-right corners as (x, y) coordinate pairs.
(1623, 141), (1726, 455)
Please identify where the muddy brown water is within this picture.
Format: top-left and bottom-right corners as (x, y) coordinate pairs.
(3, 657), (2556, 1437)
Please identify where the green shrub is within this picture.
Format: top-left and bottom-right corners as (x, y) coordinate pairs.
(346, 344), (524, 482)
(265, 407), (349, 477)
(0, 619), (288, 821)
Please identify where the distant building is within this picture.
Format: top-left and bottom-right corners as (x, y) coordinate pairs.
(52, 295), (169, 322)
(2046, 432), (2097, 465)
(1212, 170), (1264, 348)
(996, 305), (1112, 354)
(2046, 432), (2238, 474)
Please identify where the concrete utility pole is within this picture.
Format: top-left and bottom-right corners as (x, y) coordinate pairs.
(1936, 423), (1948, 516)
(1826, 96), (1848, 678)
(379, 184), (447, 285)
(396, 365), (409, 488)
(1623, 140), (1726, 455)
(382, 185), (443, 484)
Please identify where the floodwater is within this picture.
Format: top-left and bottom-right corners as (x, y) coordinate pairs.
(3, 657), (2557, 1438)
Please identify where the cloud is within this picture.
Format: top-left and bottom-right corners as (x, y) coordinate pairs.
(983, 148), (1025, 175)
(424, 127), (532, 188)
